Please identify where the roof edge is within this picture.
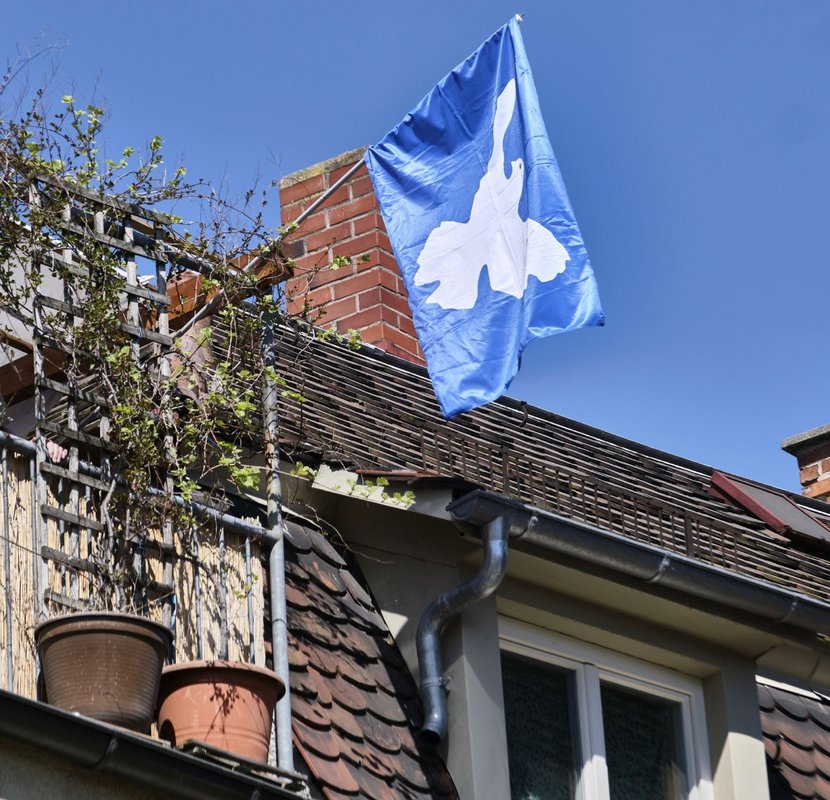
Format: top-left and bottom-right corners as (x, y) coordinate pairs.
(0, 689), (301, 800)
(279, 147), (368, 190)
(449, 489), (830, 637)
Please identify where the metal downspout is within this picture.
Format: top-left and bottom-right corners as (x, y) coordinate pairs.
(416, 515), (510, 745)
(262, 305), (294, 772)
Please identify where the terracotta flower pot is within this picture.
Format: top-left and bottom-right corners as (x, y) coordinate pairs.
(35, 612), (172, 733)
(156, 660), (285, 763)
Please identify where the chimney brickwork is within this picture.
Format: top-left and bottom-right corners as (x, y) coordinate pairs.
(782, 425), (830, 501)
(279, 148), (425, 367)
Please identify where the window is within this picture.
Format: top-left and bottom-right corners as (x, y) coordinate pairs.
(500, 620), (713, 800)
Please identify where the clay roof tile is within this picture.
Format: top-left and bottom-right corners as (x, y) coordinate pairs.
(293, 717), (342, 760)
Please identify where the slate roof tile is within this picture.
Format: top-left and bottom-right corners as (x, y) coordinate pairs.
(281, 519), (458, 799)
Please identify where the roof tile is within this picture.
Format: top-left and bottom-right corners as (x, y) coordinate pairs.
(760, 680), (830, 799)
(298, 639), (339, 677)
(282, 520), (458, 799)
(292, 691), (331, 730)
(331, 674), (369, 713)
(341, 569), (375, 607)
(293, 717), (342, 760)
(300, 748), (360, 795)
(327, 700), (366, 741)
(307, 529), (347, 567)
(355, 711), (402, 754)
(307, 665), (334, 706)
(284, 521), (314, 553)
(338, 658), (378, 690)
(297, 550), (348, 595)
(353, 765), (399, 800)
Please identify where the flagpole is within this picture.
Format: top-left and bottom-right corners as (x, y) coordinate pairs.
(175, 157), (366, 339)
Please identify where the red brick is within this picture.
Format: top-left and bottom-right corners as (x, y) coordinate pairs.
(316, 295), (358, 324)
(356, 287), (382, 310)
(381, 326), (424, 364)
(376, 266), (401, 293)
(370, 250), (399, 273)
(398, 314), (417, 338)
(336, 307), (386, 332)
(308, 284), (335, 306)
(288, 252), (331, 274)
(281, 201), (303, 225)
(349, 175), (375, 200)
(280, 174), (325, 205)
(311, 267), (352, 287)
(333, 231), (386, 259)
(375, 336), (423, 366)
(352, 211), (386, 236)
(377, 287), (412, 316)
(820, 459), (830, 475)
(328, 194), (378, 225)
(801, 464), (820, 484)
(307, 263), (359, 290)
(286, 210), (327, 238)
(285, 277), (332, 313)
(305, 220), (355, 254)
(805, 477), (830, 500)
(356, 321), (386, 345)
(321, 184), (350, 207)
(331, 270), (382, 300)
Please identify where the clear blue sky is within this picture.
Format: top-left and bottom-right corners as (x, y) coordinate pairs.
(3, 1), (829, 491)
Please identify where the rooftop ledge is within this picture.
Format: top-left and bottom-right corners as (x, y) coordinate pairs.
(782, 424), (830, 455)
(0, 689), (304, 800)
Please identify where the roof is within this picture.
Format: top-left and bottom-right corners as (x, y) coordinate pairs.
(249, 326), (830, 606)
(275, 519), (458, 800)
(759, 680), (830, 799)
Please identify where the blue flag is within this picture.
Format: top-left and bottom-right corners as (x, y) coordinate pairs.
(365, 16), (604, 419)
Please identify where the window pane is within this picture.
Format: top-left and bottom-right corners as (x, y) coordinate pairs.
(501, 651), (580, 800)
(600, 682), (686, 800)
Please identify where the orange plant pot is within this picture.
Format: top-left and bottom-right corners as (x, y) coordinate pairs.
(156, 660), (285, 763)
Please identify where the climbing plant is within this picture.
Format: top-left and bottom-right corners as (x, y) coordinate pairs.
(0, 59), (351, 613)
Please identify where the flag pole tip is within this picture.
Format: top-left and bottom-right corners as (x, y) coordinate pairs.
(515, 13), (525, 22)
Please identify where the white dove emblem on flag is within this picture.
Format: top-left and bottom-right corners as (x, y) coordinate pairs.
(413, 78), (570, 310)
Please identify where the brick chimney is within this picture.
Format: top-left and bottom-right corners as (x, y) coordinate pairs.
(279, 148), (424, 367)
(782, 425), (830, 501)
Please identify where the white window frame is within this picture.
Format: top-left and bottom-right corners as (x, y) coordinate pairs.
(499, 618), (714, 800)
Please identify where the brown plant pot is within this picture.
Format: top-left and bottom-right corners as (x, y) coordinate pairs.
(35, 612), (172, 733)
(156, 660), (285, 763)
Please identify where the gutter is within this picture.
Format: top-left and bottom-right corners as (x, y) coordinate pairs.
(415, 488), (830, 746)
(450, 490), (830, 635)
(0, 689), (301, 800)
